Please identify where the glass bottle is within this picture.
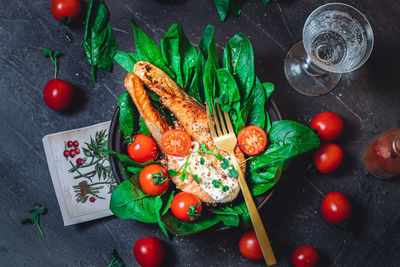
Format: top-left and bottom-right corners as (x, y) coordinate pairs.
(363, 129), (400, 179)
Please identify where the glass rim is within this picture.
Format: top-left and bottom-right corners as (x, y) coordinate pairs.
(302, 2), (374, 73)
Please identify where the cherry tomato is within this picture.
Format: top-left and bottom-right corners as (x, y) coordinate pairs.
(313, 143), (343, 174)
(51, 0), (81, 21)
(161, 129), (191, 157)
(171, 192), (202, 222)
(133, 237), (164, 267)
(237, 125), (267, 156)
(139, 164), (169, 196)
(239, 230), (263, 261)
(310, 112), (343, 143)
(43, 79), (75, 110)
(321, 191), (352, 224)
(291, 245), (319, 267)
(128, 134), (158, 163)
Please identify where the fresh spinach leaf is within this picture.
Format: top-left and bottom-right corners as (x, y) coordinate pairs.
(213, 201), (249, 226)
(131, 19), (175, 79)
(215, 68), (245, 133)
(197, 25), (219, 105)
(84, 0), (118, 82)
(117, 92), (137, 137)
(110, 179), (160, 223)
(214, 0), (243, 21)
(113, 51), (138, 73)
(140, 118), (151, 136)
(103, 149), (152, 167)
(161, 212), (221, 236)
(223, 33), (255, 104)
(247, 78), (266, 130)
(249, 120), (320, 195)
(161, 24), (197, 91)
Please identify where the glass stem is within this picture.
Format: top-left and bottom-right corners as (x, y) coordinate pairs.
(302, 54), (329, 77)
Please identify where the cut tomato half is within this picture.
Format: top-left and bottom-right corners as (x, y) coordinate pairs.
(237, 125), (267, 156)
(161, 129), (192, 157)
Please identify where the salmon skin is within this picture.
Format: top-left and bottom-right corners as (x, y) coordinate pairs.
(124, 61), (245, 203)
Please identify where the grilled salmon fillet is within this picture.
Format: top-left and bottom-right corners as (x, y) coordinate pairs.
(124, 61), (246, 203)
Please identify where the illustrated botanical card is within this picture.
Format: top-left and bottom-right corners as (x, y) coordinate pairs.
(42, 121), (117, 226)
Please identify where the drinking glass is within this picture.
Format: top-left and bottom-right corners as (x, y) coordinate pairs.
(284, 3), (374, 96)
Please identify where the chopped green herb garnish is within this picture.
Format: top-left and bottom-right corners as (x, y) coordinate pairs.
(167, 169), (179, 176)
(193, 175), (199, 183)
(187, 202), (201, 220)
(152, 171), (168, 186)
(228, 168), (239, 178)
(200, 156), (205, 165)
(212, 179), (222, 188)
(180, 170), (188, 181)
(222, 185), (229, 192)
(197, 143), (223, 161)
(221, 158), (230, 170)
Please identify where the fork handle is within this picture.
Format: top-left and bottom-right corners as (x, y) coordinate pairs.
(229, 150), (277, 266)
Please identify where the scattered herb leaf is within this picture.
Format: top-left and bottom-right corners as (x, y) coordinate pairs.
(21, 203), (47, 238)
(221, 158), (230, 170)
(108, 249), (124, 267)
(212, 179), (222, 188)
(228, 168), (239, 178)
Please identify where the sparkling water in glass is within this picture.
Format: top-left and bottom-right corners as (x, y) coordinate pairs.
(284, 3), (374, 96)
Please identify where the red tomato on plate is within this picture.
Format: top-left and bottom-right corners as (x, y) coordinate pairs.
(51, 0), (81, 21)
(43, 79), (75, 110)
(128, 134), (158, 163)
(237, 125), (267, 156)
(161, 129), (191, 157)
(310, 111), (343, 143)
(239, 230), (263, 261)
(133, 237), (164, 267)
(171, 192), (202, 222)
(313, 143), (343, 174)
(322, 191), (352, 224)
(291, 245), (319, 267)
(139, 164), (169, 196)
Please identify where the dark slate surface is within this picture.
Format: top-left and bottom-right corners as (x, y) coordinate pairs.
(1, 0), (399, 266)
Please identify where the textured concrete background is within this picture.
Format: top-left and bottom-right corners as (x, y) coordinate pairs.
(0, 0), (399, 266)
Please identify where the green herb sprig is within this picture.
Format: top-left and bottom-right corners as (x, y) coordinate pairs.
(108, 249), (124, 267)
(43, 49), (61, 79)
(21, 203), (47, 238)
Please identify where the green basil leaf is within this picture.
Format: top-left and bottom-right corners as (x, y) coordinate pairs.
(126, 166), (144, 175)
(213, 201), (249, 226)
(161, 212), (221, 236)
(131, 19), (175, 79)
(117, 93), (137, 137)
(84, 0), (118, 82)
(113, 51), (138, 72)
(215, 68), (244, 133)
(161, 24), (197, 91)
(110, 180), (159, 223)
(223, 33), (255, 106)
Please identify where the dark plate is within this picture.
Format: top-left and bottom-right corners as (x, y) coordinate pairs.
(108, 99), (282, 209)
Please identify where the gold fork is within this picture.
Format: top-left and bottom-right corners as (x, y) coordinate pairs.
(206, 101), (277, 266)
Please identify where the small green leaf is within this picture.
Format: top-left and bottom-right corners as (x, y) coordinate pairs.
(220, 158), (229, 170)
(53, 51), (61, 58)
(214, 154), (223, 161)
(180, 170), (187, 181)
(43, 49), (52, 57)
(212, 179), (222, 188)
(222, 185), (229, 192)
(193, 175), (199, 183)
(200, 143), (207, 151)
(228, 168), (238, 178)
(200, 156), (205, 165)
(167, 169), (179, 176)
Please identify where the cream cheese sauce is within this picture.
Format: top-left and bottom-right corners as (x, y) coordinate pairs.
(173, 142), (239, 202)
